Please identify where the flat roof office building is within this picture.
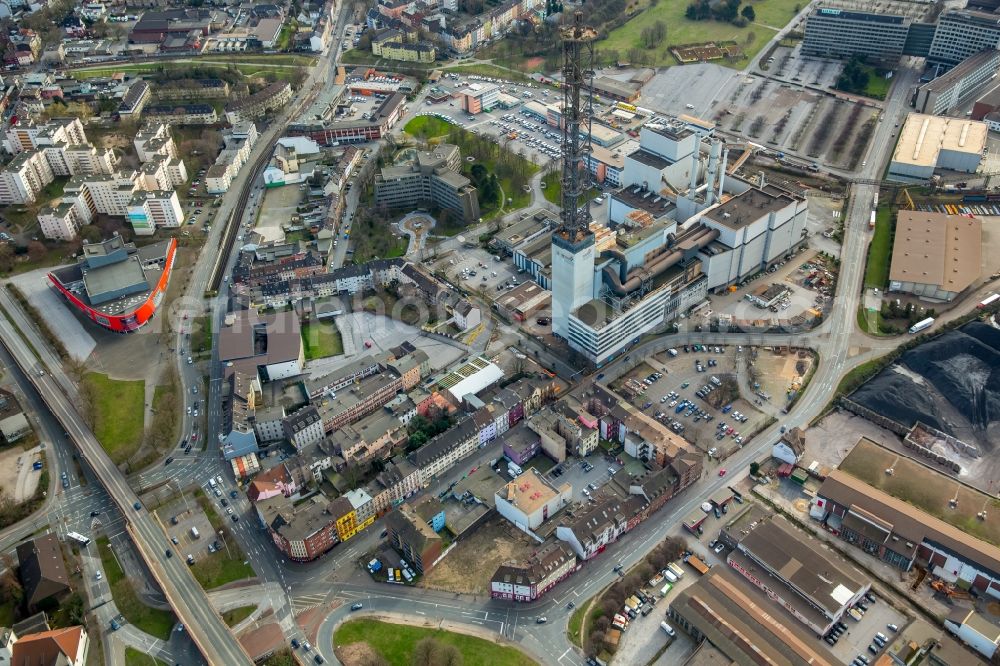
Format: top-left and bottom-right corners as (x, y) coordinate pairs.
(929, 10), (1000, 68)
(803, 8), (912, 62)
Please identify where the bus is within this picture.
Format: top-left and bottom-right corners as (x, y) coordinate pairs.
(869, 210), (876, 229)
(977, 293), (999, 309)
(66, 532), (91, 546)
(909, 317), (934, 334)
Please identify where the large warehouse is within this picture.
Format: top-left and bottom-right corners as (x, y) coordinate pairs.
(888, 211), (981, 302)
(48, 235), (176, 333)
(888, 114), (987, 181)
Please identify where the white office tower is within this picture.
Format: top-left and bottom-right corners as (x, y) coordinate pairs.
(551, 230), (596, 340)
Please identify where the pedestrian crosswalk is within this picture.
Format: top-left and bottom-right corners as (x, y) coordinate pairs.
(291, 593), (328, 615)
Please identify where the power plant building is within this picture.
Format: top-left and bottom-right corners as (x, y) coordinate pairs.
(552, 117), (808, 365)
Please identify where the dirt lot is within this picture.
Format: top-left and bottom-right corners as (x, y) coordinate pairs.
(418, 517), (534, 595)
(747, 347), (815, 407)
(0, 444), (42, 502)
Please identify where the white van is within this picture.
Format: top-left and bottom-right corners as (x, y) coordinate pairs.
(661, 622), (676, 636)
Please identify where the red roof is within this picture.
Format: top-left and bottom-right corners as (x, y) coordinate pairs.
(11, 626), (84, 665)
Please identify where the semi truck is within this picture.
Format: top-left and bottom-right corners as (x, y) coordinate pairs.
(909, 317), (934, 334)
(686, 555), (710, 575)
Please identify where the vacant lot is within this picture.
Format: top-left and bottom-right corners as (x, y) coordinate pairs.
(419, 517), (534, 595)
(97, 537), (176, 640)
(82, 373), (145, 465)
(840, 438), (1000, 546)
(301, 321), (344, 360)
(334, 619), (537, 666)
(601, 0), (801, 67)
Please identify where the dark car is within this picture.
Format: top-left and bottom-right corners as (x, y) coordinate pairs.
(164, 457), (174, 465)
(291, 639), (300, 649)
(314, 656), (324, 665)
(90, 511), (100, 517)
(133, 502), (142, 511)
(184, 445), (192, 454)
(230, 490), (238, 498)
(165, 550), (173, 558)
(231, 514), (239, 522)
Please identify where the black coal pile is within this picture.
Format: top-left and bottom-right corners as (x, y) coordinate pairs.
(850, 322), (1000, 451)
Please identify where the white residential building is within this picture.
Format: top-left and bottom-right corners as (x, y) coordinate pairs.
(125, 190), (184, 235)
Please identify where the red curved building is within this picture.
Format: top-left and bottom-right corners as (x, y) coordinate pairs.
(48, 234), (177, 333)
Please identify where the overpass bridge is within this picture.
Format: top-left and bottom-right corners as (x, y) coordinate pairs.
(0, 308), (252, 666)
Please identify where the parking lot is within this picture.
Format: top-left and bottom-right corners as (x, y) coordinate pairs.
(420, 74), (567, 166)
(609, 345), (768, 456)
(430, 246), (521, 297)
(826, 592), (908, 664)
(161, 499), (219, 565)
(544, 452), (620, 504)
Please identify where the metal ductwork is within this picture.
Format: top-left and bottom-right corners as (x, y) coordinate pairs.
(600, 225), (719, 296)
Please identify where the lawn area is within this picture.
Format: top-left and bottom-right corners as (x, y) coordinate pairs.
(541, 171), (600, 205)
(334, 619), (538, 666)
(862, 65), (892, 100)
(403, 115), (454, 139)
(124, 648), (168, 666)
(191, 547), (256, 590)
(190, 315), (212, 357)
(600, 0), (802, 67)
(839, 439), (1000, 546)
(301, 321), (344, 360)
(82, 373), (145, 465)
(223, 605), (256, 627)
(96, 537), (176, 640)
(863, 205), (894, 289)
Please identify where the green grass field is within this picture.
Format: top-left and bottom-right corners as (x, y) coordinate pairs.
(541, 171), (600, 205)
(600, 0), (802, 67)
(223, 605), (256, 627)
(97, 537), (176, 640)
(192, 547), (256, 590)
(863, 205), (894, 289)
(404, 115), (454, 139)
(301, 321), (344, 360)
(334, 619), (538, 666)
(862, 65), (892, 100)
(124, 648), (168, 666)
(82, 373), (145, 465)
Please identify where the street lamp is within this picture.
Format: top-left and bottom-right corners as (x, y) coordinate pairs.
(219, 529), (232, 559)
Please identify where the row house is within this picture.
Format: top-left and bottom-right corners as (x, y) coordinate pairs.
(366, 457), (421, 515)
(314, 371), (405, 432)
(490, 540), (577, 602)
(556, 496), (631, 560)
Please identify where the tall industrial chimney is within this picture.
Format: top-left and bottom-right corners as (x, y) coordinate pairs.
(718, 147), (729, 203)
(705, 141), (721, 206)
